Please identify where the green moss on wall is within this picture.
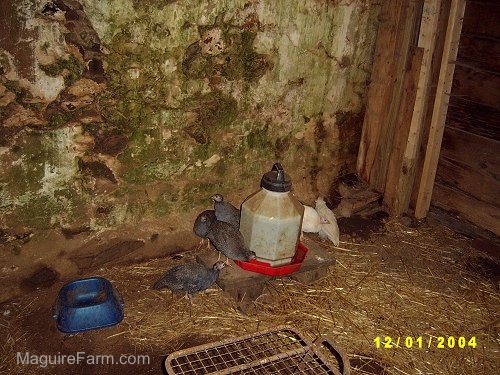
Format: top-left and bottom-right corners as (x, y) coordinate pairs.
(118, 126), (186, 184)
(182, 27), (271, 82)
(0, 0), (380, 232)
(181, 90), (237, 143)
(14, 194), (61, 229)
(222, 30), (271, 81)
(3, 80), (33, 102)
(9, 182), (91, 230)
(245, 123), (272, 151)
(47, 107), (85, 128)
(5, 135), (50, 196)
(181, 180), (225, 210)
(39, 55), (84, 86)
(131, 0), (179, 11)
(1, 128), (94, 230)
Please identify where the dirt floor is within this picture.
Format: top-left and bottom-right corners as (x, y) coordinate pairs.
(1, 213), (499, 374)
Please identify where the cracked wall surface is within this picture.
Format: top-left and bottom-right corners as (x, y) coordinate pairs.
(0, 0), (380, 234)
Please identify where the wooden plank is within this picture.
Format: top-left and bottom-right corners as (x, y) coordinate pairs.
(446, 97), (500, 141)
(429, 206), (500, 259)
(383, 46), (424, 214)
(429, 206), (497, 241)
(384, 0), (442, 215)
(196, 237), (336, 309)
(335, 190), (382, 218)
(440, 126), (500, 172)
(461, 1), (500, 38)
(357, 0), (423, 193)
(357, 0), (407, 189)
(410, 0), (452, 209)
(414, 0), (466, 219)
(450, 65), (500, 109)
(432, 182), (500, 236)
(436, 157), (500, 206)
(370, 1), (423, 192)
(471, 237), (500, 260)
(435, 126), (500, 231)
(466, 0), (500, 4)
(458, 34), (500, 72)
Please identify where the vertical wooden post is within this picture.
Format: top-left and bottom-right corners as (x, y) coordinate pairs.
(357, 0), (422, 194)
(384, 0), (441, 215)
(414, 0), (466, 218)
(383, 46), (424, 214)
(356, 0), (406, 191)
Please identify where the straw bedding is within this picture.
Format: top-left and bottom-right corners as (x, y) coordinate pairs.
(1, 219), (499, 374)
(104, 220), (500, 374)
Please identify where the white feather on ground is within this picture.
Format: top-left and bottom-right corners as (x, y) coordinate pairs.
(315, 196), (340, 246)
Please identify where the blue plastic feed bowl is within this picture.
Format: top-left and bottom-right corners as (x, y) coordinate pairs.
(52, 277), (124, 333)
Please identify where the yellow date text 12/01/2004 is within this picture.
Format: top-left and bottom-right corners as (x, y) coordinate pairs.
(374, 336), (477, 349)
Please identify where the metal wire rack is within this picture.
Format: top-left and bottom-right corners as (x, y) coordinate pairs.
(165, 326), (350, 375)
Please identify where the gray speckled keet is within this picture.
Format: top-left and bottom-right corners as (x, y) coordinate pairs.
(152, 261), (226, 294)
(193, 210), (255, 262)
(207, 220), (255, 261)
(210, 193), (240, 229)
(193, 209), (216, 238)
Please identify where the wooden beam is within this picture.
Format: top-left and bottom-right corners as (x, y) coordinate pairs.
(458, 34), (500, 72)
(429, 206), (500, 259)
(357, 0), (407, 190)
(414, 0), (466, 219)
(461, 0), (500, 38)
(357, 0), (422, 194)
(436, 157), (499, 206)
(446, 97), (500, 141)
(384, 0), (441, 215)
(451, 65), (500, 108)
(373, 1), (423, 193)
(409, 0), (452, 209)
(383, 46), (424, 214)
(437, 126), (500, 206)
(432, 182), (500, 236)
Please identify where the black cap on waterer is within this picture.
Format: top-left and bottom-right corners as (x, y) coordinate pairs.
(260, 163), (292, 192)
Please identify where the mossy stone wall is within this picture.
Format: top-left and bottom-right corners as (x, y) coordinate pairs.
(0, 0), (380, 233)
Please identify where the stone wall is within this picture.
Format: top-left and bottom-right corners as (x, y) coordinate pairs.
(0, 0), (380, 235)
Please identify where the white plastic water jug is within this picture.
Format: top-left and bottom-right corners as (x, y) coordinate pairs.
(239, 163), (304, 266)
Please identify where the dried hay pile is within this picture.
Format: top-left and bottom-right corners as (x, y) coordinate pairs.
(100, 220), (499, 374)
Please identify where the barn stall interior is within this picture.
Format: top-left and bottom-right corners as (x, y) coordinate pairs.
(0, 0), (498, 374)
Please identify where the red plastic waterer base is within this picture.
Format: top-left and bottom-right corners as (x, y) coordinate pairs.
(234, 243), (309, 276)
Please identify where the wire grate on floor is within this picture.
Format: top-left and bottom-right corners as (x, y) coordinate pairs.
(165, 326), (349, 375)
